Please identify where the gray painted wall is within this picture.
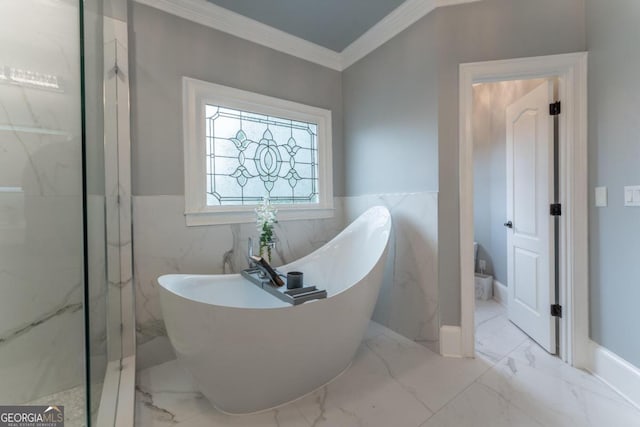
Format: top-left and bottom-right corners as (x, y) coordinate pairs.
(129, 3), (344, 196)
(472, 79), (545, 284)
(587, 0), (640, 367)
(343, 0), (585, 325)
(342, 11), (439, 196)
(436, 0), (585, 325)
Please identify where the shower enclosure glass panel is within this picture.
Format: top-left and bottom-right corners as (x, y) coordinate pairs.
(0, 0), (86, 423)
(0, 1), (121, 425)
(83, 0), (116, 425)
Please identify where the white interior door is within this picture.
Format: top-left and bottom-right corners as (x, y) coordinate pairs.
(506, 80), (556, 354)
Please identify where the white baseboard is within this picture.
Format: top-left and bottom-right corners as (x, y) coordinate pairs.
(440, 325), (462, 358)
(587, 340), (640, 410)
(493, 280), (508, 307)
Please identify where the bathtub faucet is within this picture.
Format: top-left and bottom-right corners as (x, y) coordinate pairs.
(248, 237), (254, 260)
(246, 237), (285, 287)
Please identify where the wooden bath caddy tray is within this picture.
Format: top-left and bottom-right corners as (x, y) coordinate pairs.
(241, 268), (327, 305)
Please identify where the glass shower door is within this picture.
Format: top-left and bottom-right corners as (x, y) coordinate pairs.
(0, 0), (86, 424)
(82, 0), (114, 425)
(0, 1), (126, 425)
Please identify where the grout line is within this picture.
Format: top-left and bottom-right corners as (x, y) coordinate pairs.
(420, 336), (503, 422)
(419, 361), (494, 426)
(474, 310), (505, 328)
(424, 307), (528, 422)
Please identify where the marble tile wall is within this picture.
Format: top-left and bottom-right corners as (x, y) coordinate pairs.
(134, 192), (439, 369)
(104, 16), (135, 361)
(87, 195), (108, 378)
(0, 0), (86, 403)
(343, 192), (439, 343)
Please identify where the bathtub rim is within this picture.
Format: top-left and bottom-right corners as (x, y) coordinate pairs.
(157, 205), (391, 311)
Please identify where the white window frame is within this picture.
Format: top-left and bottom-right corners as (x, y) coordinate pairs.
(182, 77), (334, 226)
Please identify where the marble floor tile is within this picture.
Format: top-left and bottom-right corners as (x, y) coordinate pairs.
(475, 311), (529, 364)
(420, 381), (545, 427)
(474, 298), (505, 326)
(26, 385), (86, 427)
(477, 340), (640, 427)
(291, 343), (433, 427)
(135, 316), (640, 427)
(135, 361), (213, 425)
(365, 329), (490, 412)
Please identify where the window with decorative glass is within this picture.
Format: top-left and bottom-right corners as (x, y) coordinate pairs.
(183, 78), (333, 225)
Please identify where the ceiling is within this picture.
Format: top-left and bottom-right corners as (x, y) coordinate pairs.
(206, 0), (408, 52)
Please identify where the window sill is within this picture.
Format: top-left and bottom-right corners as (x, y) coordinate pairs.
(184, 207), (335, 226)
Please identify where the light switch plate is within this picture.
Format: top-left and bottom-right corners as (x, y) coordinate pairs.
(624, 186), (640, 207)
(595, 186), (607, 207)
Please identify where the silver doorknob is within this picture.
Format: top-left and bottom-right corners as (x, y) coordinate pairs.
(504, 221), (513, 228)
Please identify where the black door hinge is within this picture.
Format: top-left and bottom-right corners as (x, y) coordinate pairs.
(549, 101), (561, 116)
(550, 203), (562, 216)
(551, 304), (562, 318)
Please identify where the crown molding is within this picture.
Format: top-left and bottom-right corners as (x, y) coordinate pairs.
(133, 0), (343, 70)
(342, 0), (479, 69)
(133, 0), (481, 72)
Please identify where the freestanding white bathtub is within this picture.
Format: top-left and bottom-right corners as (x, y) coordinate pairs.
(157, 206), (391, 414)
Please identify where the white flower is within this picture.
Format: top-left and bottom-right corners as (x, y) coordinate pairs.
(255, 197), (277, 230)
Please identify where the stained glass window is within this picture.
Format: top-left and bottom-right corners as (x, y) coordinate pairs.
(183, 79), (332, 225)
(205, 105), (319, 206)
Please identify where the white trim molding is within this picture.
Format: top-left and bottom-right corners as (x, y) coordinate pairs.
(492, 280), (508, 307)
(342, 0), (480, 69)
(458, 53), (589, 365)
(439, 325), (463, 358)
(133, 0), (342, 70)
(182, 77), (334, 226)
(133, 0), (480, 71)
(588, 341), (640, 410)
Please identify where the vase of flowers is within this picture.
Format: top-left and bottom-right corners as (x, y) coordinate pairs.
(255, 197), (277, 262)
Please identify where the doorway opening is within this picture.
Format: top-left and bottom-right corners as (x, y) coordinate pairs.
(472, 77), (558, 362)
(458, 53), (589, 368)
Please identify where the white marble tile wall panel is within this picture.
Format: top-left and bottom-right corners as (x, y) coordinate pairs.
(104, 15), (135, 360)
(0, 194), (85, 404)
(0, 132), (80, 197)
(0, 0), (83, 197)
(133, 195), (346, 368)
(87, 195), (108, 371)
(343, 192), (439, 342)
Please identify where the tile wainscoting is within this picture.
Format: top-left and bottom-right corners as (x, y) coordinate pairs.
(133, 192), (439, 369)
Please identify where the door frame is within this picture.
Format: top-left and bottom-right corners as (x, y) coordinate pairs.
(458, 52), (588, 367)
